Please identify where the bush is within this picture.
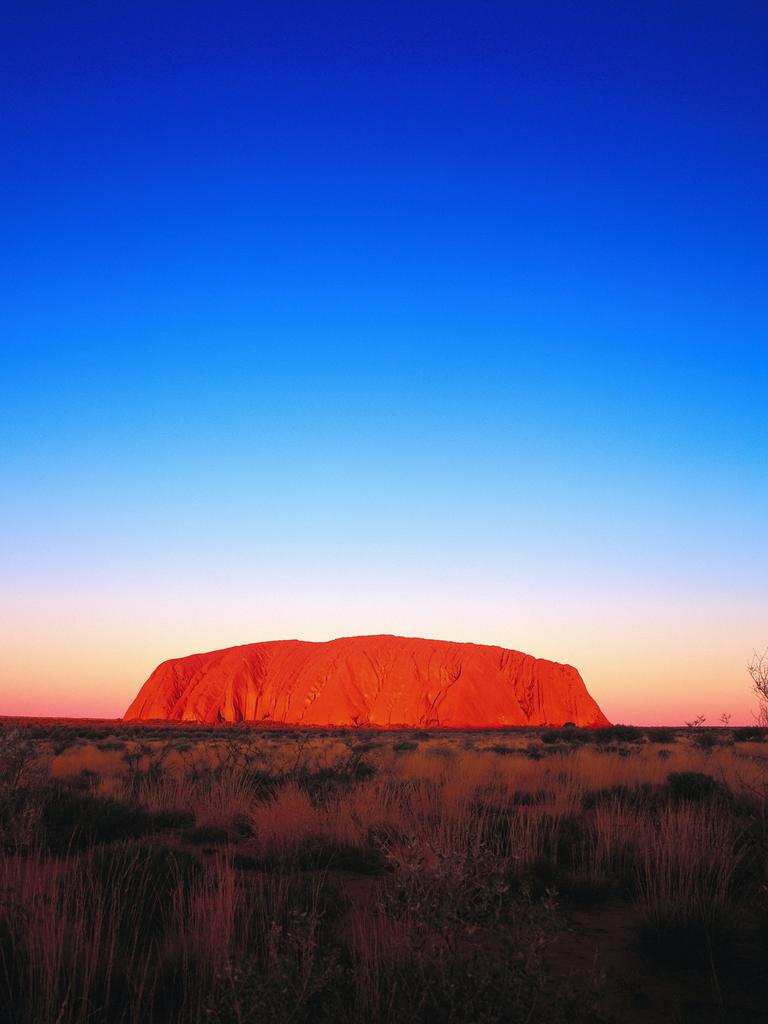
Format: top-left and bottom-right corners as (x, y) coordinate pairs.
(691, 730), (718, 751)
(581, 783), (660, 812)
(98, 737), (126, 751)
(242, 769), (282, 801)
(294, 757), (376, 802)
(0, 729), (43, 788)
(151, 808), (195, 830)
(63, 769), (102, 791)
(424, 745), (455, 759)
(206, 879), (348, 1024)
(242, 833), (388, 875)
(645, 727), (677, 743)
(733, 727), (767, 743)
(5, 784), (193, 854)
(185, 824), (235, 845)
(524, 743), (544, 760)
(665, 771), (720, 803)
(40, 786), (156, 852)
(540, 728), (588, 745)
(593, 725), (643, 744)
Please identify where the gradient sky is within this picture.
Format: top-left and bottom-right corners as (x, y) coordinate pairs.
(2, 2), (767, 723)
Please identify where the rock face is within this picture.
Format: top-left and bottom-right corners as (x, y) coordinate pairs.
(124, 635), (609, 728)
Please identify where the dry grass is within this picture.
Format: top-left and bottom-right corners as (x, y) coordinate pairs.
(1, 723), (766, 1023)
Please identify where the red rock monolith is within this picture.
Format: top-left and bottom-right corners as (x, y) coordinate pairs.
(124, 634), (609, 727)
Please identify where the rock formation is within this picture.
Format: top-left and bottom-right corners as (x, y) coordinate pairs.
(124, 634), (609, 728)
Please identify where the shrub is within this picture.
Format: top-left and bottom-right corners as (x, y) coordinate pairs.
(242, 769), (282, 801)
(151, 808), (195, 830)
(733, 727), (767, 743)
(691, 730), (718, 751)
(524, 743), (544, 760)
(185, 824), (235, 845)
(207, 909), (344, 1024)
(294, 758), (376, 803)
(0, 729), (43, 788)
(231, 813), (254, 837)
(581, 783), (660, 812)
(39, 786), (155, 852)
(63, 769), (102, 791)
(665, 772), (720, 803)
(371, 938), (580, 1024)
(98, 737), (126, 751)
(351, 740), (379, 754)
(538, 742), (577, 757)
(593, 725), (643, 744)
(5, 784), (193, 854)
(540, 728), (588, 744)
(241, 834), (387, 875)
(646, 727), (677, 744)
(424, 745), (455, 759)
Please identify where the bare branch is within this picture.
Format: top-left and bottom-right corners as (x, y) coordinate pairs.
(748, 648), (768, 725)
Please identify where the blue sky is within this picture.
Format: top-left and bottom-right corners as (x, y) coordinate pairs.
(1, 2), (767, 720)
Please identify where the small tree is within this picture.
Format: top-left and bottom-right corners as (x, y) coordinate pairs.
(748, 649), (768, 726)
(0, 728), (42, 788)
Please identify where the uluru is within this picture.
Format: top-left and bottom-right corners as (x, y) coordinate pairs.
(124, 634), (609, 727)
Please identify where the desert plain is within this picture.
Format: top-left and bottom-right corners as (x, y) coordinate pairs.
(1, 719), (766, 1024)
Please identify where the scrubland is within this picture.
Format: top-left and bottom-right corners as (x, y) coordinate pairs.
(1, 721), (767, 1023)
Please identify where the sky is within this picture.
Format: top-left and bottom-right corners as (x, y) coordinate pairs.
(1, 1), (767, 724)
